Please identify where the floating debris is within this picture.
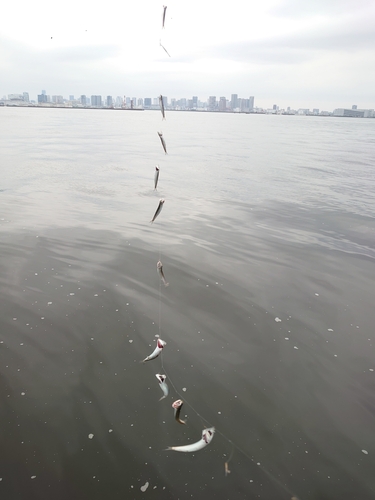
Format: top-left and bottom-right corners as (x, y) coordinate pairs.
(140, 481), (149, 492)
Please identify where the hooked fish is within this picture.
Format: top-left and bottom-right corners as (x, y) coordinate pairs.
(172, 399), (186, 425)
(159, 40), (171, 57)
(157, 131), (167, 154)
(159, 95), (166, 120)
(157, 260), (169, 287)
(150, 198), (165, 223)
(166, 427), (215, 452)
(142, 338), (166, 362)
(155, 373), (168, 400)
(154, 165), (160, 190)
(162, 5), (167, 29)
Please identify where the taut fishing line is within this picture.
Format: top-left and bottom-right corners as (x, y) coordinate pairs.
(142, 4), (299, 500)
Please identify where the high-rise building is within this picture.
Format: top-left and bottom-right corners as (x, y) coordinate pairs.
(81, 95), (86, 106)
(208, 96), (216, 111)
(137, 98), (143, 107)
(219, 97), (226, 111)
(249, 96), (254, 111)
(144, 98), (152, 108)
(69, 95), (74, 101)
(352, 105), (357, 110)
(230, 94), (238, 110)
(38, 94), (48, 103)
(192, 96), (198, 108)
(23, 92), (29, 102)
(91, 95), (102, 106)
(52, 95), (63, 104)
(106, 96), (113, 107)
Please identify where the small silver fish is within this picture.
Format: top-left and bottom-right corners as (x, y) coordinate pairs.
(142, 338), (166, 362)
(157, 131), (167, 154)
(224, 462), (231, 476)
(154, 165), (160, 190)
(159, 95), (166, 120)
(157, 260), (169, 287)
(159, 39), (171, 57)
(172, 399), (186, 425)
(155, 373), (169, 400)
(167, 427), (215, 452)
(162, 5), (167, 29)
(150, 198), (165, 223)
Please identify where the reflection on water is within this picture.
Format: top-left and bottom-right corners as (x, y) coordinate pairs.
(0, 108), (375, 499)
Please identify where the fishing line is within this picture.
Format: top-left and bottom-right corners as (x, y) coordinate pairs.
(159, 352), (298, 499)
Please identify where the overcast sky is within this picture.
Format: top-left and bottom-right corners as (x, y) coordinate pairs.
(1, 0), (375, 109)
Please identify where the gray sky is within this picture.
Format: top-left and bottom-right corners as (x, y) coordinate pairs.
(1, 0), (375, 109)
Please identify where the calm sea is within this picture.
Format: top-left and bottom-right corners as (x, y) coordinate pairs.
(0, 107), (375, 500)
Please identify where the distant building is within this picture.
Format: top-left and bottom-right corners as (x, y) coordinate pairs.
(219, 97), (227, 111)
(249, 96), (254, 111)
(42, 90), (46, 95)
(8, 93), (24, 101)
(208, 96), (216, 111)
(106, 95), (113, 107)
(230, 94), (238, 110)
(69, 95), (74, 101)
(81, 95), (87, 106)
(115, 96), (123, 107)
(144, 98), (152, 108)
(352, 105), (357, 110)
(187, 99), (194, 109)
(313, 108), (319, 115)
(192, 96), (198, 108)
(23, 92), (29, 102)
(333, 108), (364, 117)
(38, 94), (48, 103)
(91, 95), (102, 107)
(137, 98), (143, 107)
(52, 95), (63, 104)
(170, 98), (176, 109)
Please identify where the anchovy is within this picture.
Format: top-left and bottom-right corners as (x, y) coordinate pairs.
(150, 198), (165, 223)
(224, 462), (231, 476)
(142, 338), (166, 362)
(159, 95), (166, 120)
(172, 399), (186, 425)
(156, 373), (169, 400)
(159, 40), (171, 57)
(157, 131), (167, 154)
(157, 260), (169, 287)
(162, 5), (167, 29)
(154, 165), (160, 190)
(166, 427), (215, 452)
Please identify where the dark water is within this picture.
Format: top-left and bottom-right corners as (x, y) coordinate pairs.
(0, 107), (375, 499)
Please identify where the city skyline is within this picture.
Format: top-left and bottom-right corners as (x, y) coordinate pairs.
(1, 1), (375, 111)
(0, 90), (375, 118)
(3, 90), (374, 117)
